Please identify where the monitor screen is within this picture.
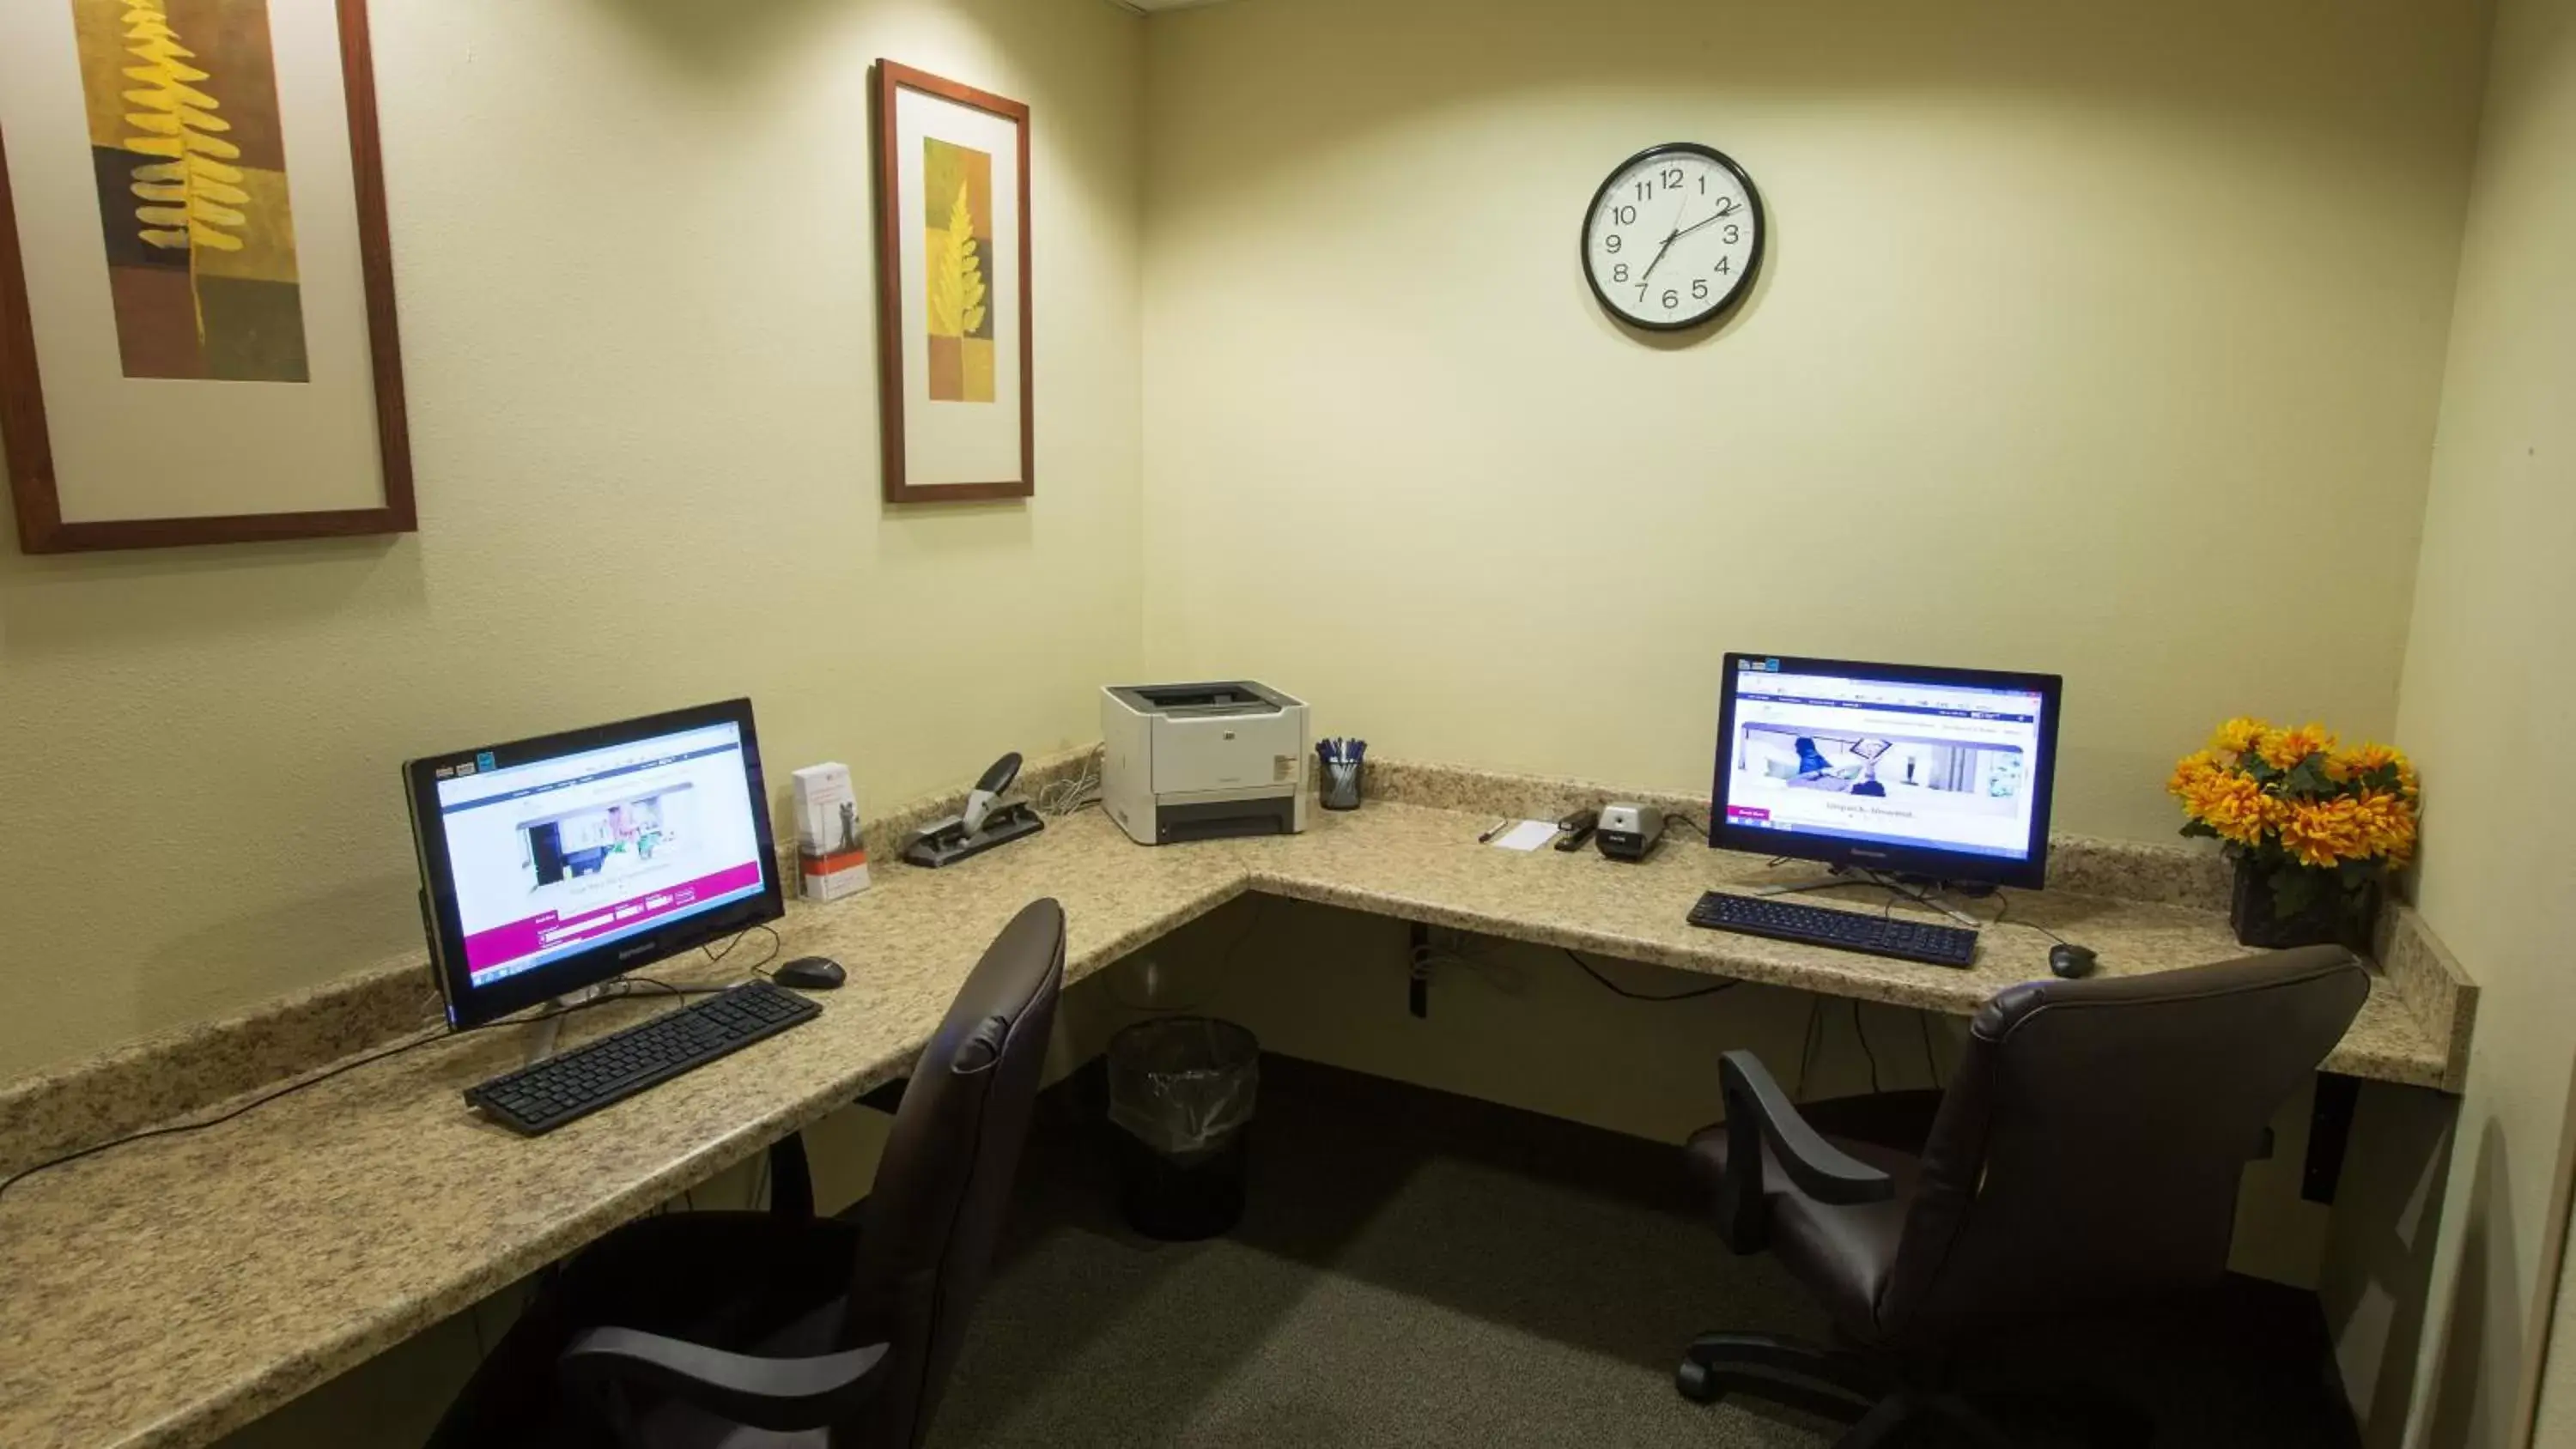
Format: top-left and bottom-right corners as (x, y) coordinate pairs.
(405, 700), (785, 1027)
(1711, 655), (2062, 889)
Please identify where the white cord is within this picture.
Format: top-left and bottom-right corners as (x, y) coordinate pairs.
(1035, 747), (1105, 817)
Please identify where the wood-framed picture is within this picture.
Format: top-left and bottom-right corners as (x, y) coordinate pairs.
(872, 61), (1031, 505)
(0, 0), (411, 554)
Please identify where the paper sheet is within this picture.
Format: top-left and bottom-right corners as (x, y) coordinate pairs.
(1488, 819), (1560, 852)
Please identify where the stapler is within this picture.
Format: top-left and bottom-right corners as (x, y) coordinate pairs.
(902, 752), (1047, 868)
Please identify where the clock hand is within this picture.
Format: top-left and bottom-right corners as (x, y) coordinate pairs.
(1639, 199), (1691, 283)
(1670, 197), (1741, 244)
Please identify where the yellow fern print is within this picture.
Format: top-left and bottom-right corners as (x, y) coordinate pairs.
(929, 183), (987, 339)
(118, 0), (248, 255)
(70, 0), (307, 380)
(921, 137), (993, 403)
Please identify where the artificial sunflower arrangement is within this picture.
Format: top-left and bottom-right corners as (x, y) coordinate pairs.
(2169, 718), (2419, 948)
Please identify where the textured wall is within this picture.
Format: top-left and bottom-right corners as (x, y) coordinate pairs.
(2381, 0), (2576, 1440)
(1139, 0), (2489, 841)
(0, 0), (1145, 1080)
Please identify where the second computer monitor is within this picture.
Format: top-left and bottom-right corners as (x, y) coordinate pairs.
(1711, 654), (2063, 890)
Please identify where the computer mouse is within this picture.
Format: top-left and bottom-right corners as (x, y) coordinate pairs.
(2048, 943), (2098, 979)
(774, 956), (846, 991)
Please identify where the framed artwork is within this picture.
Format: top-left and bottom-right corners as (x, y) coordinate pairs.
(872, 61), (1031, 504)
(0, 0), (410, 554)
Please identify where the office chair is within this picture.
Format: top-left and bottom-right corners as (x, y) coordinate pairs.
(428, 897), (1068, 1449)
(1678, 944), (2367, 1446)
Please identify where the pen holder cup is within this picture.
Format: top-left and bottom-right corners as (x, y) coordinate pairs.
(1319, 760), (1364, 811)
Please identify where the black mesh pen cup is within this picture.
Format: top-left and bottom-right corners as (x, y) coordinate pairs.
(1320, 759), (1363, 810)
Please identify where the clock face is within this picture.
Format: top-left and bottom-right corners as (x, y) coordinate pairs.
(1581, 144), (1765, 331)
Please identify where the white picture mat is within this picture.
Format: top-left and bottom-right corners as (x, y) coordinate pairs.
(0, 0), (386, 523)
(892, 86), (1023, 489)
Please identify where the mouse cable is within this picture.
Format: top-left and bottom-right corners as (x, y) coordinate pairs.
(0, 975), (719, 1207)
(1985, 889), (2069, 946)
(703, 923), (785, 978)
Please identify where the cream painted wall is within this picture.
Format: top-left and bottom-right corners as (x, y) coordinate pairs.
(2540, 1198), (2576, 1445)
(0, 0), (1145, 1081)
(1137, 0), (2488, 841)
(2376, 0), (2576, 1441)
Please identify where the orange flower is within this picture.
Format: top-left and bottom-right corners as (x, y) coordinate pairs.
(2350, 788), (2417, 864)
(2279, 796), (2368, 869)
(2208, 718), (2270, 757)
(2167, 749), (2224, 796)
(2179, 770), (2273, 847)
(2258, 721), (2337, 771)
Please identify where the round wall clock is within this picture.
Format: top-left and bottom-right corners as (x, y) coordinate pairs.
(1581, 143), (1765, 331)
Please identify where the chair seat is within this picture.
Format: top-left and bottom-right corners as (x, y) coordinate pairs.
(1685, 1089), (1941, 1343)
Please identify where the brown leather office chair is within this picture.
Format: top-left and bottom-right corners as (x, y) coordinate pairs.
(429, 897), (1067, 1449)
(1679, 944), (2367, 1446)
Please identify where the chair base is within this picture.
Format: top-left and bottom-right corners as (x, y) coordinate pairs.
(1679, 1331), (2143, 1448)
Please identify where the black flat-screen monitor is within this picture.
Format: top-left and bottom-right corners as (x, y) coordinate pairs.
(1710, 654), (2063, 890)
(404, 699), (786, 1028)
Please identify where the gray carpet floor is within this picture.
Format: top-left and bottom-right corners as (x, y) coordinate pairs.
(925, 1058), (2356, 1449)
(928, 1069), (1833, 1447)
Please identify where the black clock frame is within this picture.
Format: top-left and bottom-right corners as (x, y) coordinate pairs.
(1580, 142), (1766, 333)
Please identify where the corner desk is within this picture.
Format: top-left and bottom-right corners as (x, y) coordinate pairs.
(0, 767), (2474, 1449)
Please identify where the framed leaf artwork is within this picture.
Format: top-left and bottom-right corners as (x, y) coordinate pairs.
(872, 62), (1031, 504)
(0, 0), (410, 554)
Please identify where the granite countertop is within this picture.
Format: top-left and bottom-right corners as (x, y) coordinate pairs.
(0, 779), (2474, 1449)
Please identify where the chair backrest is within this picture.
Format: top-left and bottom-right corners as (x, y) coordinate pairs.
(1876, 943), (2366, 1341)
(846, 898), (1066, 1447)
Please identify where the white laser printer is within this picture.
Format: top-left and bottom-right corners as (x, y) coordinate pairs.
(1102, 681), (1310, 845)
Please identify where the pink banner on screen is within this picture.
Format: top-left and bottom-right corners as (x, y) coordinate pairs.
(462, 861), (764, 973)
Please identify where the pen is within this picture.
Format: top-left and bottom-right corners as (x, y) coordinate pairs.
(1477, 817), (1512, 843)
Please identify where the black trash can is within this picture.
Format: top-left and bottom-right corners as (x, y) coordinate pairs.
(1107, 1017), (1258, 1240)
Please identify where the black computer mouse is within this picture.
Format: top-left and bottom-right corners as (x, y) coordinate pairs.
(774, 956), (847, 990)
(2048, 943), (2098, 979)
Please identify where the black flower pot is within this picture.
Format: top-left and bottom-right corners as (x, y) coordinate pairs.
(2229, 857), (2374, 950)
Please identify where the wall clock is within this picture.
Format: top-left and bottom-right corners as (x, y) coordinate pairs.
(1581, 143), (1765, 331)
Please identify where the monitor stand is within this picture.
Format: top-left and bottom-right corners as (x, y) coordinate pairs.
(524, 982), (612, 1066)
(1748, 866), (1984, 929)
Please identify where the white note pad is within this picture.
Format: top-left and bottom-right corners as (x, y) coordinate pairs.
(1488, 819), (1560, 852)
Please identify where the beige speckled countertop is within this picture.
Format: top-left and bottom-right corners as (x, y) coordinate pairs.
(0, 775), (2474, 1449)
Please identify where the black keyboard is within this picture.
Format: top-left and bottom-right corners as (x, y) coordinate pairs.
(466, 979), (821, 1135)
(1688, 891), (1978, 969)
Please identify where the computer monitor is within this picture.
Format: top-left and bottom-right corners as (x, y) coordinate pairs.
(404, 699), (787, 1028)
(1710, 654), (2063, 890)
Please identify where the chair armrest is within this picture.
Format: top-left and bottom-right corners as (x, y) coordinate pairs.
(560, 1325), (890, 1437)
(1713, 1050), (1896, 1254)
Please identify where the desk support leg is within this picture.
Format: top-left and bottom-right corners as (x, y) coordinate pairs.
(2303, 1072), (2360, 1205)
(769, 1134), (816, 1221)
(1408, 923), (1431, 1020)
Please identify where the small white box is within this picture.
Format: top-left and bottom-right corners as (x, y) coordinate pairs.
(792, 763), (872, 901)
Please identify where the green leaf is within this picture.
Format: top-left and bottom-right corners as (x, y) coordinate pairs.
(2180, 820), (2221, 840)
(2279, 756), (2336, 797)
(2242, 755), (2281, 783)
(2337, 858), (2379, 888)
